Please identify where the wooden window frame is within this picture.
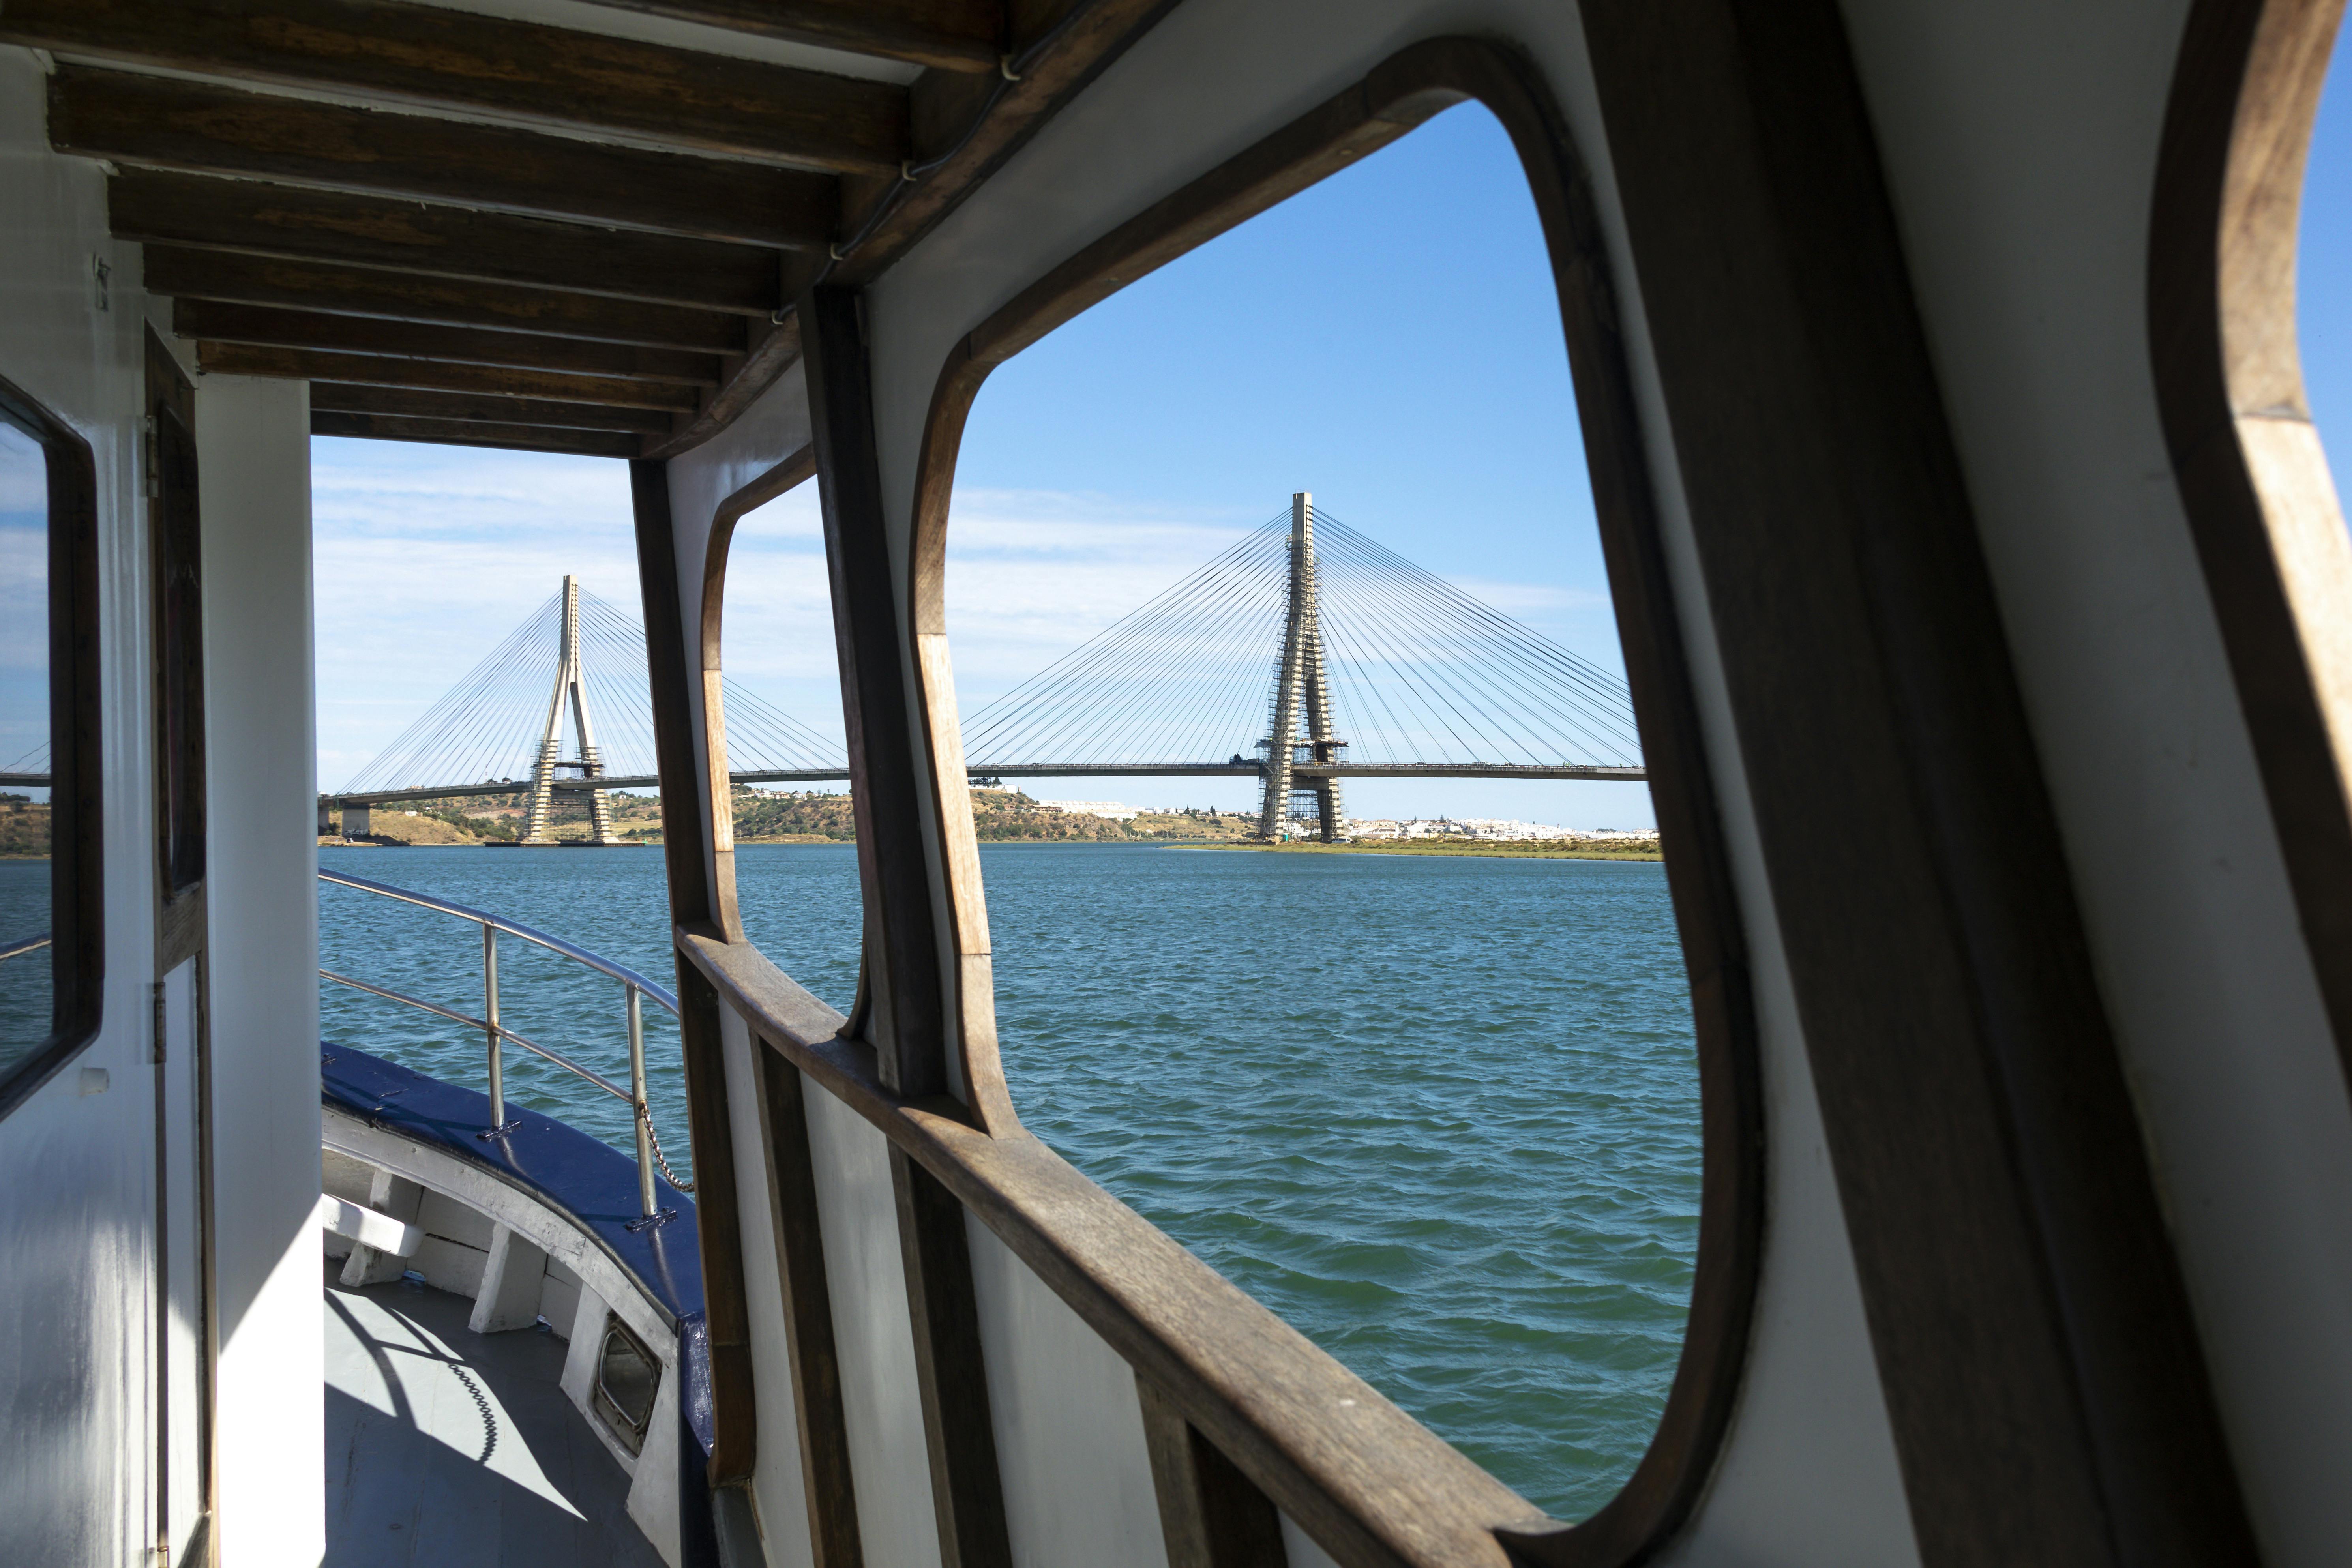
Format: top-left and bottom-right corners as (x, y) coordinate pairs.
(658, 35), (1767, 1568)
(0, 369), (104, 1122)
(895, 37), (1764, 1564)
(2151, 0), (2352, 1089)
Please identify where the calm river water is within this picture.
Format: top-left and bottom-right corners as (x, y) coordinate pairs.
(317, 840), (1700, 1522)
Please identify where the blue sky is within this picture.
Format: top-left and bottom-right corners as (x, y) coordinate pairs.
(313, 60), (2352, 829)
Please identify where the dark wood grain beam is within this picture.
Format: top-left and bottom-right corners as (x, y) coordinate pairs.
(143, 247), (748, 352)
(640, 315), (802, 461)
(572, 0), (1003, 73)
(111, 171), (784, 314)
(49, 65), (837, 248)
(196, 341), (700, 410)
(1137, 1375), (1287, 1568)
(836, 0), (1175, 283)
(891, 1149), (1013, 1568)
(312, 408), (641, 457)
(662, 1), (1169, 449)
(0, 0), (908, 175)
(309, 382), (675, 434)
(170, 300), (721, 386)
(750, 1046), (868, 1568)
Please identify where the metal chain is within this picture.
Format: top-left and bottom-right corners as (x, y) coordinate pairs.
(636, 1100), (695, 1193)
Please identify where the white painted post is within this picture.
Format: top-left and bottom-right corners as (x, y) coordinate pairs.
(469, 1223), (551, 1333)
(338, 1169), (423, 1288)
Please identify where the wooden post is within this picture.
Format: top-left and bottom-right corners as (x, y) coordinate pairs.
(629, 458), (756, 1486)
(802, 283), (1010, 1568)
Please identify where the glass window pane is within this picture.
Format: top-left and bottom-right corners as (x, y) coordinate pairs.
(0, 418), (52, 1073)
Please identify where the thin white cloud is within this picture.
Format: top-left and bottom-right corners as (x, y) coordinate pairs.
(311, 455), (1628, 813)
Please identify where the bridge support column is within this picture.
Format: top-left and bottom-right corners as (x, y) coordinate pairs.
(343, 802), (370, 838)
(1257, 493), (1346, 841)
(521, 575), (626, 845)
(317, 798), (332, 836)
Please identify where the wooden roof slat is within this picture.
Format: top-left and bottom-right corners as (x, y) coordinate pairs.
(840, 0), (1169, 281)
(169, 300), (722, 386)
(143, 247), (748, 353)
(196, 341), (702, 410)
(110, 171), (783, 315)
(0, 0), (909, 175)
(312, 408), (643, 459)
(571, 0), (1004, 74)
(309, 382), (674, 435)
(49, 64), (837, 248)
(640, 311), (802, 459)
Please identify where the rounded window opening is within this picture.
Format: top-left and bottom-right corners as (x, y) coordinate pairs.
(0, 417), (56, 1078)
(702, 480), (861, 1011)
(2301, 7), (2352, 469)
(936, 100), (1724, 1522)
(309, 439), (689, 1181)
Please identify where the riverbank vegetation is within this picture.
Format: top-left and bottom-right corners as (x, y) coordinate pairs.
(0, 795), (47, 857)
(320, 788), (1264, 847)
(1234, 836), (1662, 862)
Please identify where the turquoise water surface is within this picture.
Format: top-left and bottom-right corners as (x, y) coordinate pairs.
(317, 840), (1700, 1521)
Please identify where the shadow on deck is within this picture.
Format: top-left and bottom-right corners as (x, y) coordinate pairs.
(323, 1258), (662, 1568)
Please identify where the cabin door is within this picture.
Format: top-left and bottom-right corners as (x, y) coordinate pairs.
(147, 328), (214, 1566)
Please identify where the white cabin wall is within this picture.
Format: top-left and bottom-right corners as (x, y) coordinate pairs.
(854, 2), (1915, 1562)
(0, 43), (156, 1567)
(960, 1218), (1169, 1568)
(800, 1078), (947, 1568)
(198, 372), (323, 1566)
(1836, 4), (2352, 1563)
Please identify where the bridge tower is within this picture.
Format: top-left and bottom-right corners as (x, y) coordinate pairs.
(1257, 493), (1346, 841)
(520, 575), (622, 845)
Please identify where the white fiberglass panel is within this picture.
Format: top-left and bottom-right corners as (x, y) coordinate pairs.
(961, 1216), (1167, 1568)
(800, 1071), (943, 1568)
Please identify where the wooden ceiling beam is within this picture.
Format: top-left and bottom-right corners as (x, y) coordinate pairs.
(195, 341), (701, 410)
(143, 247), (748, 353)
(309, 382), (675, 435)
(659, 0), (1171, 451)
(839, 0), (1173, 281)
(49, 65), (837, 248)
(110, 171), (784, 315)
(169, 300), (722, 386)
(0, 0), (908, 175)
(570, 0), (1003, 74)
(641, 312), (802, 460)
(312, 408), (643, 459)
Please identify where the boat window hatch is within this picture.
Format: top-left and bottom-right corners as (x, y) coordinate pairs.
(591, 1314), (659, 1455)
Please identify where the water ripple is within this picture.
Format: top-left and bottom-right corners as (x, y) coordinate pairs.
(317, 841), (1698, 1521)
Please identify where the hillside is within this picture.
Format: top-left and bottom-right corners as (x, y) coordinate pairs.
(317, 787), (1260, 847)
(733, 789), (1260, 844)
(1, 796), (49, 858)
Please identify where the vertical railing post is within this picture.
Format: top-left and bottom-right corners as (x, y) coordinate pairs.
(483, 921), (505, 1128)
(627, 983), (655, 1215)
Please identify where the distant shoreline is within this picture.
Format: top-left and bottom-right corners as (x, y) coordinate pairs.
(1213, 838), (1662, 862)
(317, 834), (1662, 861)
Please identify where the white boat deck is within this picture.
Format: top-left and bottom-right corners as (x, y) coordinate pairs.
(323, 1259), (663, 1568)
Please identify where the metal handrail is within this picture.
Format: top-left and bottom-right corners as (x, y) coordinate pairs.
(320, 869), (679, 1014)
(317, 870), (688, 1216)
(0, 933), (49, 963)
(319, 968), (632, 1102)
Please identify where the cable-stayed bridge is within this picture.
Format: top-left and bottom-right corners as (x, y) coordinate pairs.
(323, 495), (1645, 843)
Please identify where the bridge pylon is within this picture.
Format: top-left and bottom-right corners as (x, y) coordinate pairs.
(1257, 493), (1346, 841)
(520, 575), (623, 845)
